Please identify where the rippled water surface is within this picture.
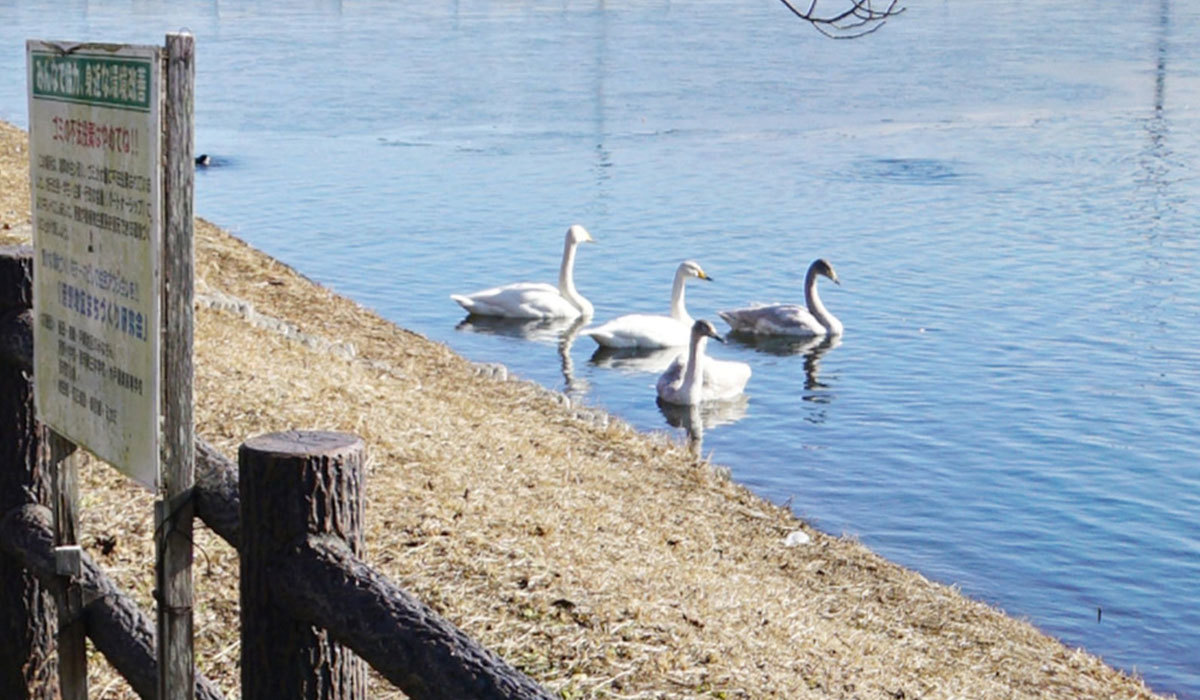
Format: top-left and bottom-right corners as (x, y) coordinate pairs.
(3, 1), (1199, 695)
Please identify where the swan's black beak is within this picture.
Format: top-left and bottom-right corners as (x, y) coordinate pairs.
(695, 319), (723, 342)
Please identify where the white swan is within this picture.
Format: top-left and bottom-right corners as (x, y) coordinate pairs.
(584, 260), (711, 348)
(656, 320), (751, 405)
(451, 225), (594, 319)
(718, 258), (842, 337)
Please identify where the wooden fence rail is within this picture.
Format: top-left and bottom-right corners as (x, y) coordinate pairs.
(278, 531), (556, 699)
(1, 245), (555, 700)
(0, 504), (225, 700)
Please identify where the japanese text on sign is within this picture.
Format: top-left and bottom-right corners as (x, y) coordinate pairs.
(28, 41), (162, 488)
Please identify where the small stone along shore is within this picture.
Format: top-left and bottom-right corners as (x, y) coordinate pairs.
(0, 120), (1173, 699)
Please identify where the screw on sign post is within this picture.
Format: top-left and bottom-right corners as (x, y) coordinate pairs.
(25, 32), (195, 700)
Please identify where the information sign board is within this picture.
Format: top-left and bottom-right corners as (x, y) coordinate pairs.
(27, 41), (162, 488)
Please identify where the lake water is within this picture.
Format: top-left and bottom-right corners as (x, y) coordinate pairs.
(3, 1), (1199, 696)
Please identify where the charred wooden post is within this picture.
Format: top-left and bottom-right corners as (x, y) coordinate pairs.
(239, 431), (367, 700)
(0, 246), (33, 373)
(0, 504), (226, 700)
(0, 245), (58, 700)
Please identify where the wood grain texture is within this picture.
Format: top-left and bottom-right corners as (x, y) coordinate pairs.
(0, 246), (56, 700)
(239, 431), (367, 700)
(158, 31), (197, 700)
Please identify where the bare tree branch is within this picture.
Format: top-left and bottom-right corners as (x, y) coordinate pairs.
(778, 0), (905, 39)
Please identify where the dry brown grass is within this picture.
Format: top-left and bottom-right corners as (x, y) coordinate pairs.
(1, 118), (1173, 699)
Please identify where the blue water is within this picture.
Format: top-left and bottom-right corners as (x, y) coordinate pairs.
(3, 1), (1199, 696)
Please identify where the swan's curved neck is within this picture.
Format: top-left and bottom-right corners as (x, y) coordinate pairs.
(558, 239), (592, 317)
(669, 268), (691, 322)
(680, 333), (708, 402)
(805, 267), (842, 335)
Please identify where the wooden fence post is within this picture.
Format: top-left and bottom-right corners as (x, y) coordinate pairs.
(239, 431), (367, 700)
(0, 245), (58, 700)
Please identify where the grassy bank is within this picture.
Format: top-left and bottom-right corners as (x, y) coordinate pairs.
(0, 119), (1170, 699)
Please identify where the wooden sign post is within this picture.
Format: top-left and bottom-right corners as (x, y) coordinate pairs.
(26, 32), (195, 700)
(158, 32), (196, 700)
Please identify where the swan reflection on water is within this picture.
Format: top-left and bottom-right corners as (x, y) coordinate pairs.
(658, 394), (750, 430)
(657, 394), (750, 455)
(588, 345), (681, 374)
(726, 332), (840, 394)
(454, 314), (590, 399)
(724, 331), (840, 358)
(455, 314), (583, 343)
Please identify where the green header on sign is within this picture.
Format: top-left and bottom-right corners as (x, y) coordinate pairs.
(31, 51), (153, 111)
